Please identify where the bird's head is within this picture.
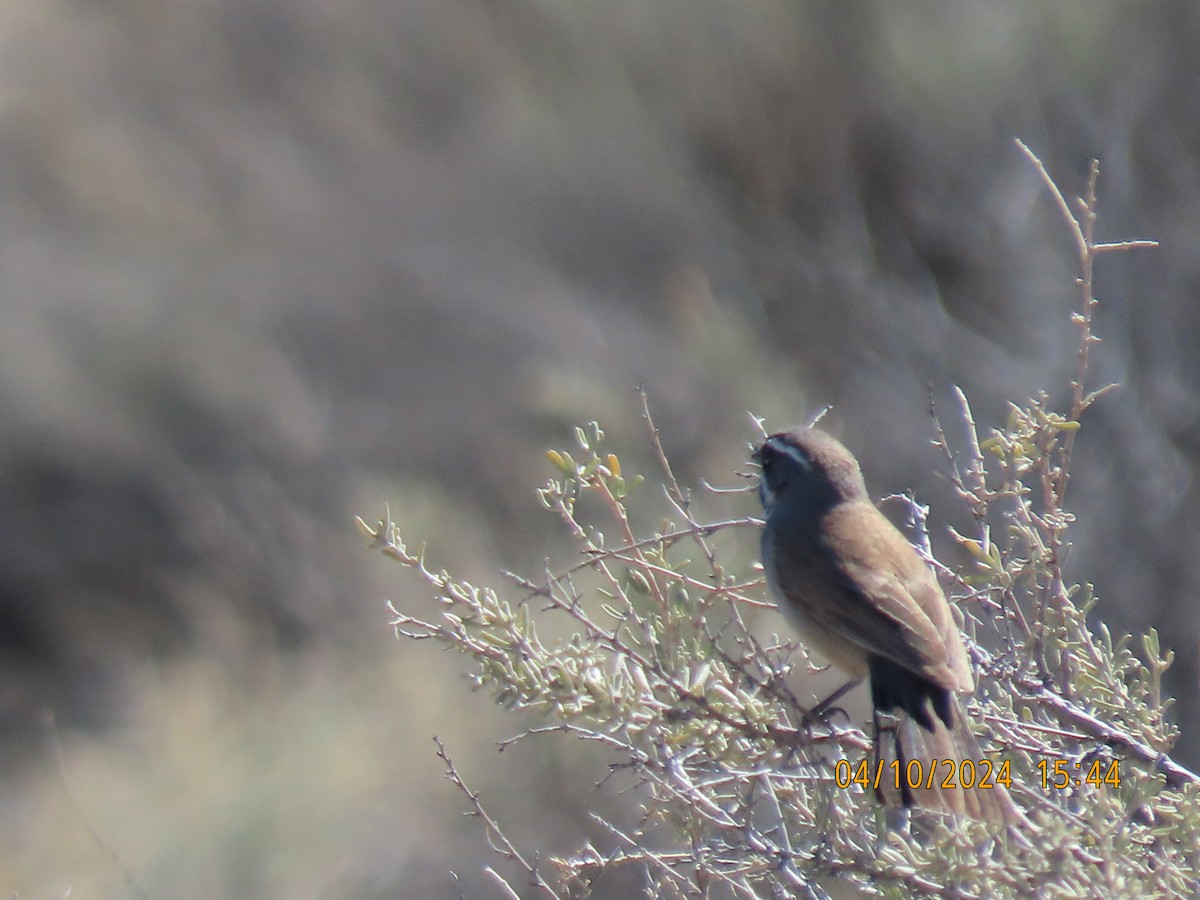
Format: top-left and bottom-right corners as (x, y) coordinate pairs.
(753, 429), (869, 516)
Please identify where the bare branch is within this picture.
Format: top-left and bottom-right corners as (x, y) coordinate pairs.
(434, 736), (564, 900)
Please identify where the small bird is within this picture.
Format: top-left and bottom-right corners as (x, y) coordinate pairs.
(755, 427), (1025, 827)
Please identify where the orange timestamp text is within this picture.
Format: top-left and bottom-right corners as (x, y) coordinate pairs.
(1036, 757), (1121, 790)
(834, 758), (1013, 792)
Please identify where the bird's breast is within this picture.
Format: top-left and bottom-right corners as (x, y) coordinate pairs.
(760, 518), (870, 679)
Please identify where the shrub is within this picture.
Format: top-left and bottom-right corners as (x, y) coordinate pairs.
(360, 143), (1198, 897)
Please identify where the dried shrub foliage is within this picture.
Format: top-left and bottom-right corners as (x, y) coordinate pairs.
(360, 146), (1199, 897)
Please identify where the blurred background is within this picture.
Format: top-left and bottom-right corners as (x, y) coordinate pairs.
(2, 1), (1198, 896)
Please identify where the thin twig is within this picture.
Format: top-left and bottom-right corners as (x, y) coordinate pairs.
(1015, 138), (1086, 260)
(434, 736), (564, 899)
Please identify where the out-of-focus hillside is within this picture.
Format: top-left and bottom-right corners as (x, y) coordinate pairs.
(1, 2), (1198, 896)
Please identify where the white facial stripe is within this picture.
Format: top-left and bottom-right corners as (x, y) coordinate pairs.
(759, 436), (811, 514)
(767, 437), (812, 472)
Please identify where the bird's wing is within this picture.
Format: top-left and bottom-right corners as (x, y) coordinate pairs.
(775, 500), (971, 692)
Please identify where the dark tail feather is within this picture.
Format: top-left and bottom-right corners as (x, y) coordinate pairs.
(874, 696), (1031, 830)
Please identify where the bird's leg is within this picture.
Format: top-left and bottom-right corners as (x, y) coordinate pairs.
(801, 678), (860, 730)
(872, 708), (887, 806)
(870, 707), (914, 808)
(893, 721), (916, 808)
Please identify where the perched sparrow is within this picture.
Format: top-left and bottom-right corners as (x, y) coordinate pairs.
(755, 427), (1025, 827)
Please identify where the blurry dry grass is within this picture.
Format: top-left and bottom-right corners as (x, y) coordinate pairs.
(2, 1), (1200, 896)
